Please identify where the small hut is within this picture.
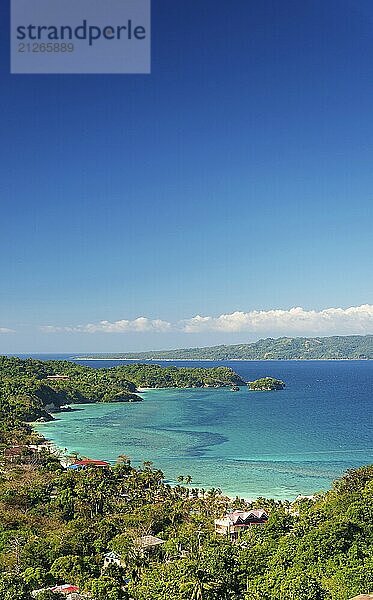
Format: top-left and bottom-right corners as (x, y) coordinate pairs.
(103, 551), (122, 569)
(135, 535), (165, 554)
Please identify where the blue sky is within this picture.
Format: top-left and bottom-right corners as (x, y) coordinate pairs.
(1, 0), (372, 352)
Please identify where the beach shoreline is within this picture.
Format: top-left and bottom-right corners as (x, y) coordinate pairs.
(29, 360), (372, 502)
(31, 419), (259, 501)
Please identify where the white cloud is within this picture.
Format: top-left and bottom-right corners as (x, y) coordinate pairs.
(40, 305), (373, 337)
(41, 317), (171, 334)
(181, 304), (373, 335)
(0, 327), (15, 334)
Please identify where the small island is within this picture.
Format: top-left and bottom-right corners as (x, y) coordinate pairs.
(248, 377), (285, 391)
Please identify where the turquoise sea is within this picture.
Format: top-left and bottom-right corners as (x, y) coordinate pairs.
(33, 358), (373, 500)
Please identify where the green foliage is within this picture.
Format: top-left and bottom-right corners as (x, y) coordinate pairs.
(110, 364), (244, 389)
(248, 377), (285, 390)
(333, 465), (373, 494)
(0, 573), (31, 600)
(49, 555), (87, 585)
(0, 445), (372, 599)
(90, 575), (129, 599)
(86, 334), (373, 360)
(0, 357), (372, 599)
(0, 357), (243, 431)
(35, 591), (65, 600)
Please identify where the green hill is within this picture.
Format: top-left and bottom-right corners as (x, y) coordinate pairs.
(78, 334), (373, 361)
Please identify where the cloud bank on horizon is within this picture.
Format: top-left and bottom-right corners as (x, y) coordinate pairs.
(39, 304), (373, 337)
(41, 317), (171, 334)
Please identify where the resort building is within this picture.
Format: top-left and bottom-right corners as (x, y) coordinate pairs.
(215, 509), (269, 538)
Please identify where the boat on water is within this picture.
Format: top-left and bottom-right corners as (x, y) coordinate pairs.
(230, 385), (240, 392)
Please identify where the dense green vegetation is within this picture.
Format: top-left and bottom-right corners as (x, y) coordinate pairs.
(0, 356), (140, 423)
(0, 357), (244, 423)
(0, 438), (372, 598)
(108, 364), (244, 389)
(0, 358), (372, 599)
(82, 334), (373, 360)
(248, 377), (285, 390)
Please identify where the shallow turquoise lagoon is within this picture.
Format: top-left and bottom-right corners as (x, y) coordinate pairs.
(35, 360), (373, 500)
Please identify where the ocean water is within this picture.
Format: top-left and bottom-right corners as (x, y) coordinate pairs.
(34, 359), (373, 500)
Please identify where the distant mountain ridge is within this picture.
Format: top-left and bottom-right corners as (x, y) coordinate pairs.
(79, 334), (373, 361)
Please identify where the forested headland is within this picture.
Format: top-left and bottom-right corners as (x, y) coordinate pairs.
(80, 334), (373, 361)
(0, 356), (244, 423)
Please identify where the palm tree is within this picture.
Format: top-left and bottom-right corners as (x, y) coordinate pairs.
(142, 460), (154, 471)
(116, 454), (131, 466)
(181, 565), (219, 600)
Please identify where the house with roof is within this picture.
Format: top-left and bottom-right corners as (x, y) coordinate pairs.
(3, 445), (25, 463)
(103, 550), (123, 569)
(51, 584), (80, 599)
(3, 445), (37, 464)
(67, 459), (110, 470)
(135, 535), (165, 555)
(215, 509), (269, 538)
(102, 535), (165, 568)
(32, 583), (80, 599)
(349, 595), (373, 599)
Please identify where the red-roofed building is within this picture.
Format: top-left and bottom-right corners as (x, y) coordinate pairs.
(74, 459), (110, 468)
(32, 583), (80, 599)
(51, 584), (79, 594)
